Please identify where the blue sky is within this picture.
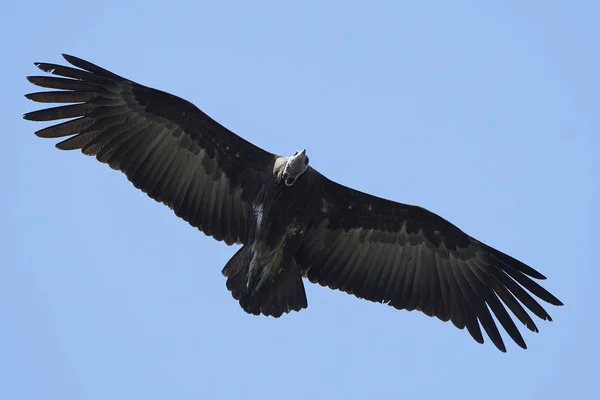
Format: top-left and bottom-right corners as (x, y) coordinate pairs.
(3, 1), (598, 399)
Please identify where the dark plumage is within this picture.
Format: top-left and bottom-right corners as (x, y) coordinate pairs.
(24, 54), (563, 352)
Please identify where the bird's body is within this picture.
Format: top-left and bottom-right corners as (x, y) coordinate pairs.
(240, 158), (312, 310)
(24, 54), (563, 352)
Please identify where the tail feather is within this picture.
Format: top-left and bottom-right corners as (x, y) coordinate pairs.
(222, 246), (308, 318)
(222, 246), (252, 302)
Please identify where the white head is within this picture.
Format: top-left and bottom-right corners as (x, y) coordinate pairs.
(282, 149), (309, 186)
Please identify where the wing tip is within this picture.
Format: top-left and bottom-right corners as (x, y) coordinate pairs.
(22, 111), (37, 121)
(551, 298), (564, 307)
(33, 61), (55, 73)
(62, 53), (78, 65)
(32, 54), (77, 72)
(23, 92), (36, 101)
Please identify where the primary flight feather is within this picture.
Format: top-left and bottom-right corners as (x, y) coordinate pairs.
(24, 54), (563, 352)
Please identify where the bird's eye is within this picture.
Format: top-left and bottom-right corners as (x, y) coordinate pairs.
(305, 157), (309, 165)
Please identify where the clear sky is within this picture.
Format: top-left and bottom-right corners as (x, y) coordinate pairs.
(3, 1), (598, 399)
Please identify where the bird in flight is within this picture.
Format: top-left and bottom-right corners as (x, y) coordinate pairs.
(24, 54), (563, 352)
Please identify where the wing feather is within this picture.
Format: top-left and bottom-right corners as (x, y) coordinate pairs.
(25, 54), (276, 245)
(297, 169), (563, 351)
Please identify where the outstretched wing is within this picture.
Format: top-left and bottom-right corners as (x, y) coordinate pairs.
(297, 170), (563, 352)
(24, 54), (276, 245)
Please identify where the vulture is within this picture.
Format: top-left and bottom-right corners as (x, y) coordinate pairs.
(24, 54), (563, 352)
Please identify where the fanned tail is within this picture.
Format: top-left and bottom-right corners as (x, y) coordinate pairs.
(222, 246), (308, 317)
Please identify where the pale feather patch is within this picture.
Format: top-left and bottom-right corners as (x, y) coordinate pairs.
(253, 203), (263, 226)
(321, 198), (331, 213)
